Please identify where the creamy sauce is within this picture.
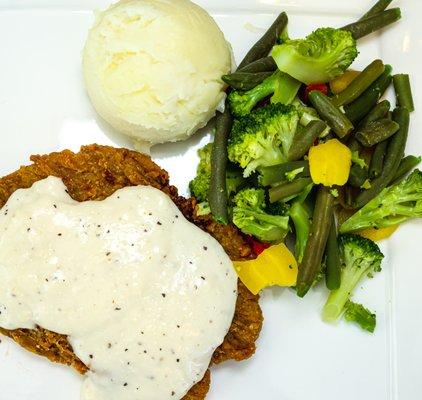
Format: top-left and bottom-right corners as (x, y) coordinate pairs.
(0, 177), (237, 400)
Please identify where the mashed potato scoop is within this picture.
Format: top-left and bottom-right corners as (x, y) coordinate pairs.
(83, 0), (232, 146)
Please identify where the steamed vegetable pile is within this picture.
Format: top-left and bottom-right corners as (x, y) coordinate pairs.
(190, 0), (420, 333)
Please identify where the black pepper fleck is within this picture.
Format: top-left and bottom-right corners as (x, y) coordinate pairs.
(123, 382), (128, 387)
(157, 221), (162, 225)
(57, 233), (62, 236)
(114, 307), (121, 311)
(203, 246), (208, 251)
(200, 276), (205, 280)
(161, 293), (166, 298)
(89, 354), (93, 359)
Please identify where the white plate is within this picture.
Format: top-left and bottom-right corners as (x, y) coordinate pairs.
(0, 1), (421, 399)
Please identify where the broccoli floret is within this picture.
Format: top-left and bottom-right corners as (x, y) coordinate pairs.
(228, 71), (301, 117)
(340, 169), (422, 233)
(344, 301), (376, 333)
(196, 202), (211, 216)
(232, 188), (289, 243)
(322, 234), (384, 323)
(189, 143), (245, 202)
(266, 200), (290, 216)
(189, 143), (212, 202)
(272, 27), (358, 84)
(228, 103), (299, 177)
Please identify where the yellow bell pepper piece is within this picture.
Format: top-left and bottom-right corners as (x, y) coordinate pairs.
(359, 225), (399, 242)
(309, 139), (352, 186)
(330, 70), (360, 94)
(233, 243), (298, 295)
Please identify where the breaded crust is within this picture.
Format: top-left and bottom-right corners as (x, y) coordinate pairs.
(0, 144), (263, 399)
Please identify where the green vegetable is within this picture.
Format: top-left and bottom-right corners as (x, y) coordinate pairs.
(232, 188), (289, 243)
(297, 187), (335, 297)
(270, 73), (302, 105)
(209, 108), (232, 224)
(344, 301), (376, 333)
(393, 74), (414, 112)
(332, 59), (385, 106)
(325, 216), (341, 290)
(259, 160), (310, 186)
(391, 155), (422, 184)
(190, 142), (244, 208)
(272, 27), (358, 84)
(196, 202), (211, 216)
(355, 119), (400, 147)
(322, 234), (384, 322)
(359, 0), (393, 21)
(238, 56), (277, 73)
(349, 165), (368, 188)
(359, 99), (390, 128)
(285, 167), (305, 182)
(290, 201), (312, 263)
(341, 169), (422, 233)
(369, 139), (389, 179)
(288, 120), (327, 161)
(238, 12), (288, 70)
(308, 90), (354, 138)
(222, 71), (274, 91)
(289, 184), (314, 262)
(228, 103), (299, 177)
(341, 8), (402, 40)
(355, 107), (409, 208)
(269, 178), (313, 203)
(190, 143), (214, 202)
(228, 71), (299, 117)
(351, 150), (367, 169)
(344, 65), (392, 124)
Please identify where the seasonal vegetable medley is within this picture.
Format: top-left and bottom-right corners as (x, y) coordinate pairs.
(190, 0), (421, 333)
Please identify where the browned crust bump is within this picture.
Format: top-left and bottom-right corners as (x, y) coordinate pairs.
(0, 144), (263, 399)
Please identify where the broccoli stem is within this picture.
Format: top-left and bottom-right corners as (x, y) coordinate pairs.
(322, 262), (366, 322)
(290, 201), (311, 262)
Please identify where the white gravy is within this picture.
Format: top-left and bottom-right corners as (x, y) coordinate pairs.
(0, 177), (237, 400)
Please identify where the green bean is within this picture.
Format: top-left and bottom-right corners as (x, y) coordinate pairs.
(359, 0), (393, 21)
(356, 119), (399, 147)
(393, 74), (414, 112)
(268, 178), (312, 203)
(332, 60), (385, 107)
(354, 107), (410, 208)
(344, 186), (356, 209)
(359, 99), (390, 128)
(369, 139), (389, 179)
(288, 121), (327, 161)
(341, 8), (402, 40)
(391, 155), (422, 184)
(222, 71), (273, 91)
(237, 56), (277, 73)
(344, 65), (392, 124)
(238, 12), (288, 70)
(325, 216), (341, 290)
(308, 91), (354, 138)
(348, 165), (368, 188)
(297, 187), (334, 297)
(259, 161), (310, 186)
(209, 106), (232, 224)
